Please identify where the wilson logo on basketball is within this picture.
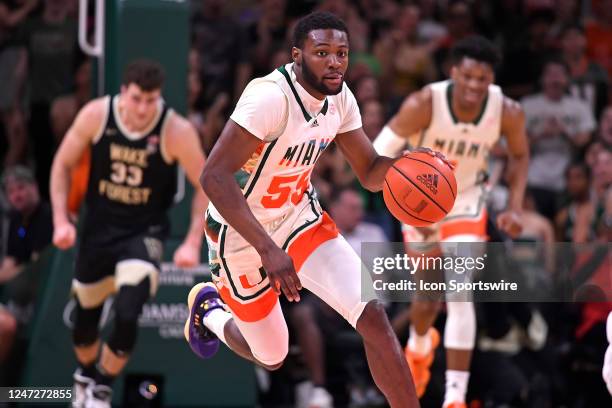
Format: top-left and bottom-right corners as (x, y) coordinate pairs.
(416, 174), (439, 194)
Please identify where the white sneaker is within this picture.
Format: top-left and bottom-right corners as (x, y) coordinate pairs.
(85, 384), (112, 408)
(308, 386), (333, 408)
(72, 369), (94, 408)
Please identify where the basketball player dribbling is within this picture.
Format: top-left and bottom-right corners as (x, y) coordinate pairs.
(184, 12), (427, 407)
(374, 36), (529, 408)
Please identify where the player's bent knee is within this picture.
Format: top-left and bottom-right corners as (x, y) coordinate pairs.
(73, 302), (103, 347)
(106, 277), (152, 354)
(252, 342), (289, 370)
(355, 300), (388, 335)
(107, 318), (138, 354)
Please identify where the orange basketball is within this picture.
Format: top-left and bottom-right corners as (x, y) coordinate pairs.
(383, 151), (457, 227)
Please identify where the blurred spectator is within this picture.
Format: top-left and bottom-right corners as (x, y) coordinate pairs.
(49, 58), (91, 144)
(245, 0), (289, 77)
(598, 104), (612, 147)
(373, 4), (436, 102)
(0, 0), (37, 168)
(416, 0), (447, 43)
(433, 0), (476, 78)
(16, 0), (78, 199)
(515, 191), (556, 274)
(522, 59), (596, 219)
(585, 0), (612, 78)
(549, 0), (582, 39)
(361, 99), (385, 141)
(499, 9), (557, 100)
(187, 69), (229, 155)
(560, 24), (609, 118)
(328, 187), (387, 254)
(0, 165), (52, 283)
(555, 162), (599, 243)
(191, 0), (252, 104)
(0, 165), (52, 385)
(354, 75), (381, 106)
(591, 145), (612, 200)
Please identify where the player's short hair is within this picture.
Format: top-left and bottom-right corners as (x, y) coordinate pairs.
(292, 11), (349, 49)
(122, 59), (165, 91)
(451, 35), (501, 69)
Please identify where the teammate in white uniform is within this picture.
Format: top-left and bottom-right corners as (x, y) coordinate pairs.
(374, 36), (529, 408)
(184, 12), (420, 407)
(604, 312), (612, 395)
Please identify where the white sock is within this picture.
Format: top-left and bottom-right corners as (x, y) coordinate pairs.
(408, 325), (432, 355)
(444, 369), (469, 406)
(202, 308), (232, 345)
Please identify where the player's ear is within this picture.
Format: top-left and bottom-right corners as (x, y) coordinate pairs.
(450, 66), (458, 81)
(291, 47), (301, 65)
(120, 84), (127, 94)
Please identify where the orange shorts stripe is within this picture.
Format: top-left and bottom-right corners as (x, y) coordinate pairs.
(219, 211), (339, 323)
(287, 211), (339, 272)
(439, 210), (488, 240)
(218, 285), (278, 323)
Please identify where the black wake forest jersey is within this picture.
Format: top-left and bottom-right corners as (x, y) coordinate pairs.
(82, 95), (177, 237)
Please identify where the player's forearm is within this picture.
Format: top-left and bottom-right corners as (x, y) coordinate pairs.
(200, 168), (276, 253)
(506, 153), (529, 211)
(184, 189), (208, 247)
(361, 155), (395, 192)
(50, 160), (71, 225)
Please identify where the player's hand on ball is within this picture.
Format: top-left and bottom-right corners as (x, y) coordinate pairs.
(174, 242), (200, 268)
(260, 245), (302, 302)
(496, 210), (522, 238)
(404, 147), (455, 170)
(53, 221), (76, 249)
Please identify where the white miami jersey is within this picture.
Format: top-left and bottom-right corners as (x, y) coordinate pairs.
(419, 80), (503, 193)
(208, 63), (362, 223)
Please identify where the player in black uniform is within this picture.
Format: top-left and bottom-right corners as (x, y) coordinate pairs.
(50, 60), (208, 408)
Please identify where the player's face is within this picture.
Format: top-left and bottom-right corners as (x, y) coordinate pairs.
(295, 29), (349, 97)
(450, 58), (494, 109)
(120, 83), (162, 130)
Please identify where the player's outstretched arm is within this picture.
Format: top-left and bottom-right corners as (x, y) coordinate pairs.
(50, 98), (105, 249)
(373, 87), (432, 157)
(164, 114), (209, 267)
(497, 98), (529, 237)
(200, 120), (302, 302)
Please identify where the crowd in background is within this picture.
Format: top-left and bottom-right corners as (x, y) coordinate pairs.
(0, 0), (611, 407)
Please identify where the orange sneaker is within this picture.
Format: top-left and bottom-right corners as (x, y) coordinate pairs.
(443, 402), (467, 408)
(405, 328), (440, 397)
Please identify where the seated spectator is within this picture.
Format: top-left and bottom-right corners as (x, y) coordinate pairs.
(328, 187), (388, 254)
(560, 24), (609, 118)
(585, 0), (612, 78)
(522, 59), (596, 219)
(555, 162), (600, 243)
(0, 0), (36, 168)
(0, 165), (52, 380)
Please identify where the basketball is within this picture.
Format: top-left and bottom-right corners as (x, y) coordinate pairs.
(383, 151), (457, 227)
